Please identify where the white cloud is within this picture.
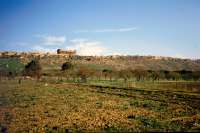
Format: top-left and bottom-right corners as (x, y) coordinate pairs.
(75, 27), (138, 33)
(43, 36), (66, 45)
(67, 39), (106, 56)
(35, 34), (66, 45)
(69, 38), (88, 43)
(32, 45), (56, 53)
(111, 52), (127, 56)
(174, 54), (185, 59)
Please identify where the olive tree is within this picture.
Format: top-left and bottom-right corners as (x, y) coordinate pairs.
(23, 59), (42, 80)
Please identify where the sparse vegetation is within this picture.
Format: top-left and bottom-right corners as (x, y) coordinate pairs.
(0, 55), (200, 132)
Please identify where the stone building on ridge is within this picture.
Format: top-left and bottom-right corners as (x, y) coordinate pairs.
(57, 49), (76, 57)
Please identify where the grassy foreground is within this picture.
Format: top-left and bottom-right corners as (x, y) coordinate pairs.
(0, 79), (200, 132)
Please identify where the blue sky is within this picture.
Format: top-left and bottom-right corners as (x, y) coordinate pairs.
(0, 0), (200, 58)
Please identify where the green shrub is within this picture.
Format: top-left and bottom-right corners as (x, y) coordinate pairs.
(135, 116), (161, 129)
(130, 99), (168, 112)
(23, 59), (42, 79)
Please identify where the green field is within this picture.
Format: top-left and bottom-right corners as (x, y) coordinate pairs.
(0, 79), (200, 132)
(0, 57), (200, 132)
(0, 58), (24, 73)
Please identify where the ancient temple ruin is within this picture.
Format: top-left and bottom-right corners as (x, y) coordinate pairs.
(57, 49), (76, 57)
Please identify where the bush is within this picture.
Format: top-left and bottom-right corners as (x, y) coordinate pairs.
(61, 62), (73, 71)
(23, 59), (42, 79)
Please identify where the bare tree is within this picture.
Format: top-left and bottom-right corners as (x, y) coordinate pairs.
(76, 66), (93, 83)
(118, 69), (132, 83)
(102, 69), (112, 80)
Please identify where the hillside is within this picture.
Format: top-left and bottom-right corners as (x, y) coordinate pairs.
(26, 55), (200, 71)
(1, 52), (200, 72)
(71, 56), (200, 71)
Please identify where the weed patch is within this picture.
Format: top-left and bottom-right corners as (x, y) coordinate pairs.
(96, 101), (103, 108)
(47, 87), (69, 94)
(133, 115), (162, 129)
(130, 99), (168, 112)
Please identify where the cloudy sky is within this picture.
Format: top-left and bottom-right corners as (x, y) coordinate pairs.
(0, 0), (200, 58)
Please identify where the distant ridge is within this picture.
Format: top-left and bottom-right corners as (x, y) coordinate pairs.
(0, 51), (200, 71)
